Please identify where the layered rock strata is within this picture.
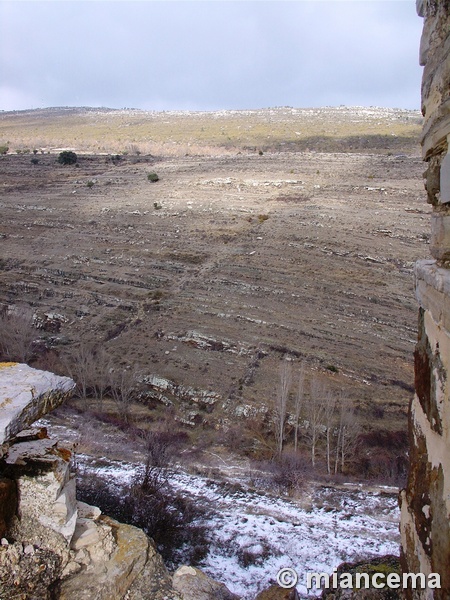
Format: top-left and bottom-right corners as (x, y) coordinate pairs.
(400, 2), (450, 599)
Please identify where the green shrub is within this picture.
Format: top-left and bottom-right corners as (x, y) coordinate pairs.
(86, 180), (94, 188)
(57, 150), (78, 165)
(0, 145), (9, 155)
(147, 172), (159, 183)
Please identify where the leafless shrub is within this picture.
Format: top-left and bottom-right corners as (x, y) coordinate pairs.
(127, 143), (141, 156)
(138, 428), (188, 493)
(237, 542), (272, 568)
(355, 430), (408, 483)
(270, 449), (311, 495)
(77, 467), (210, 566)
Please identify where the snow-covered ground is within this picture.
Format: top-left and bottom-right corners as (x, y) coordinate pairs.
(76, 454), (400, 599)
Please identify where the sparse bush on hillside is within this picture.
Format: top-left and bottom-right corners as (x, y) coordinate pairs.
(108, 154), (122, 164)
(0, 145), (9, 155)
(128, 143), (141, 156)
(269, 449), (310, 495)
(147, 172), (159, 182)
(57, 150), (78, 165)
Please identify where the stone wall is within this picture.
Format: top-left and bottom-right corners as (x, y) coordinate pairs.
(400, 2), (450, 598)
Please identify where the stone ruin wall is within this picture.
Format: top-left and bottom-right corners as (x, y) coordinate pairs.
(400, 1), (450, 598)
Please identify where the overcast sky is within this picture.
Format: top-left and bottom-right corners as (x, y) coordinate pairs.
(0, 1), (424, 112)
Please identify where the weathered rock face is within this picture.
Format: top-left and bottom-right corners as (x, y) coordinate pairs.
(0, 364), (236, 600)
(400, 2), (450, 599)
(255, 585), (299, 599)
(0, 365), (77, 597)
(0, 539), (62, 600)
(0, 362), (75, 447)
(172, 565), (240, 600)
(0, 364), (163, 600)
(59, 516), (177, 600)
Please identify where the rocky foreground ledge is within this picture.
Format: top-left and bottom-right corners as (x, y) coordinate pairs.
(0, 362), (75, 450)
(0, 364), (241, 599)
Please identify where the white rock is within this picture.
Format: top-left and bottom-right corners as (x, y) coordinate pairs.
(77, 501), (101, 521)
(0, 363), (75, 445)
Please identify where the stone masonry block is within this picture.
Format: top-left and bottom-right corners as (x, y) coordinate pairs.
(415, 259), (450, 325)
(441, 140), (450, 203)
(430, 213), (450, 260)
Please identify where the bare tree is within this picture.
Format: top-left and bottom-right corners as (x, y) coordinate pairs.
(274, 358), (292, 459)
(0, 305), (36, 363)
(323, 388), (337, 475)
(90, 347), (111, 412)
(64, 343), (95, 409)
(304, 377), (327, 468)
(108, 367), (138, 424)
(334, 398), (360, 474)
(293, 362), (305, 453)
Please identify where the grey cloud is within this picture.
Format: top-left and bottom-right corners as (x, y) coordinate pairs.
(0, 1), (423, 111)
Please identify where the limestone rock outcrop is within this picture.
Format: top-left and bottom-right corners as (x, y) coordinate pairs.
(59, 516), (178, 600)
(0, 364), (163, 598)
(172, 565), (240, 600)
(0, 362), (75, 449)
(0, 363), (236, 600)
(400, 2), (450, 599)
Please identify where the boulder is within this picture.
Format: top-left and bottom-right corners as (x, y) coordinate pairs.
(173, 565), (240, 600)
(126, 543), (183, 600)
(255, 586), (299, 600)
(60, 516), (153, 600)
